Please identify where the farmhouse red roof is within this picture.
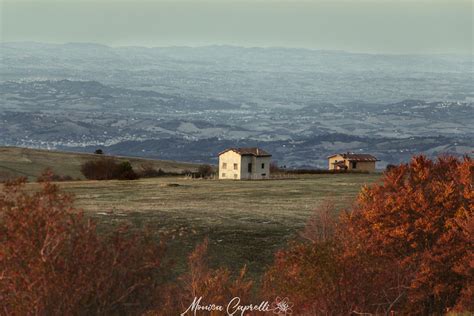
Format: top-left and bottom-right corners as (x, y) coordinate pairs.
(328, 152), (379, 162)
(219, 147), (272, 157)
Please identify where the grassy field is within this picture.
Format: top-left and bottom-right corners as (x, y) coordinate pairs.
(0, 146), (200, 181)
(1, 146), (381, 277)
(27, 173), (381, 278)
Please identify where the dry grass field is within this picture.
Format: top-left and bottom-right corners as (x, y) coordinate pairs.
(1, 147), (381, 277)
(43, 174), (381, 277)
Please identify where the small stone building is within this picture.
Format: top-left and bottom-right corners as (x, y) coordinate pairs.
(218, 147), (272, 180)
(328, 152), (378, 172)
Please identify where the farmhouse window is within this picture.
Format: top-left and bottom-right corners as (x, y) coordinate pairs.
(234, 163), (238, 170)
(351, 161), (357, 169)
(222, 163), (227, 169)
(248, 163), (252, 173)
(261, 163), (265, 169)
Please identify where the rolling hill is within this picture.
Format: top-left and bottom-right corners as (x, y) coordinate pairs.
(0, 147), (201, 181)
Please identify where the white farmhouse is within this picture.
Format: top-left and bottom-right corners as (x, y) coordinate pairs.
(218, 147), (272, 180)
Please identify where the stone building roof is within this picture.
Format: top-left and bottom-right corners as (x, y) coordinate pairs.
(219, 147), (272, 157)
(328, 152), (378, 162)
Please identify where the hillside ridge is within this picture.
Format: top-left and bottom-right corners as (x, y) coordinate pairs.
(0, 146), (201, 181)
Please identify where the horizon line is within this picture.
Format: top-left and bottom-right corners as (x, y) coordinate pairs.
(1, 40), (472, 57)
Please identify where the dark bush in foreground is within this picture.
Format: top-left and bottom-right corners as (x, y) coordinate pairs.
(0, 178), (166, 315)
(80, 158), (138, 180)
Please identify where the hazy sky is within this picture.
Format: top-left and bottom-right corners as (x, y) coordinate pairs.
(1, 0), (472, 54)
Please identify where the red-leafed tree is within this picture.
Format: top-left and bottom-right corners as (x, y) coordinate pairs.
(262, 155), (473, 314)
(0, 178), (166, 315)
(351, 155), (472, 313)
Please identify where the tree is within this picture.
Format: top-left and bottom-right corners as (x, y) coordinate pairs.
(262, 155), (473, 314)
(36, 168), (73, 182)
(350, 155), (472, 313)
(138, 163), (166, 178)
(80, 158), (139, 180)
(385, 163), (397, 172)
(94, 149), (104, 155)
(263, 202), (398, 315)
(452, 215), (474, 312)
(197, 164), (214, 178)
(0, 178), (166, 315)
(147, 238), (254, 315)
(116, 161), (139, 180)
(80, 157), (118, 180)
(269, 162), (283, 173)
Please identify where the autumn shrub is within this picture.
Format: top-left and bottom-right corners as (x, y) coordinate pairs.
(148, 238), (254, 315)
(36, 168), (73, 182)
(262, 155), (473, 314)
(452, 215), (474, 312)
(351, 155), (472, 313)
(385, 163), (397, 172)
(80, 158), (138, 180)
(196, 164), (214, 178)
(263, 203), (400, 315)
(0, 178), (166, 315)
(138, 162), (167, 178)
(0, 171), (17, 183)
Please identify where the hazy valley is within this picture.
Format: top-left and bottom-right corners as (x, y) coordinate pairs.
(1, 43), (472, 167)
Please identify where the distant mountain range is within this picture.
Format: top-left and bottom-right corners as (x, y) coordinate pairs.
(1, 43), (472, 167)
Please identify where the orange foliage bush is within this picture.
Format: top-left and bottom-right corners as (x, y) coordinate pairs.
(452, 214), (474, 312)
(351, 155), (472, 313)
(36, 168), (74, 182)
(0, 178), (166, 315)
(263, 205), (401, 314)
(149, 238), (254, 315)
(263, 155), (473, 314)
